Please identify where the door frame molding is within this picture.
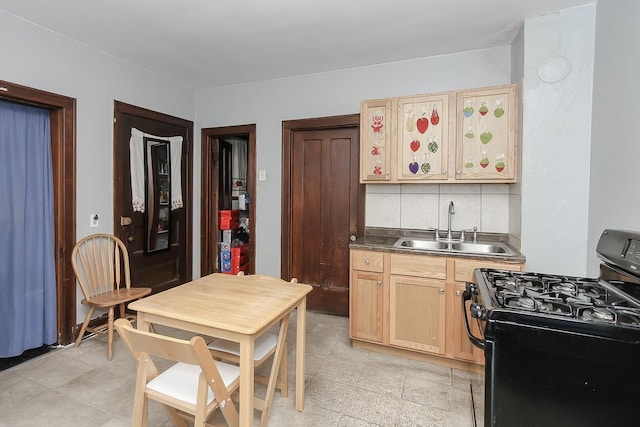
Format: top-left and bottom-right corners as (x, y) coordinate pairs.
(201, 124), (257, 276)
(281, 114), (362, 280)
(0, 80), (77, 345)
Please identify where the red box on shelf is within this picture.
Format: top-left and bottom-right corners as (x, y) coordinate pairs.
(230, 246), (249, 275)
(219, 210), (240, 230)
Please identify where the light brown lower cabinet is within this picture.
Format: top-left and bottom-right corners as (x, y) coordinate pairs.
(350, 250), (385, 343)
(349, 249), (523, 368)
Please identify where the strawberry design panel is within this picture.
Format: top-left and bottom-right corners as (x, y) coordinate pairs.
(456, 85), (516, 180)
(396, 94), (449, 180)
(360, 99), (393, 181)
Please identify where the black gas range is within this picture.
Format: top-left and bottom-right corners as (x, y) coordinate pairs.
(463, 229), (640, 427)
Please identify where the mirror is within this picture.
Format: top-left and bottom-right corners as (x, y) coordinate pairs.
(144, 137), (171, 253)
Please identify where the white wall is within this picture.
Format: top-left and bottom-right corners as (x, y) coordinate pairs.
(194, 48), (512, 277)
(588, 0), (640, 276)
(520, 4), (596, 276)
(1, 10), (195, 322)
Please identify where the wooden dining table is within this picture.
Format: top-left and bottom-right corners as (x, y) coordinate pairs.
(128, 273), (313, 426)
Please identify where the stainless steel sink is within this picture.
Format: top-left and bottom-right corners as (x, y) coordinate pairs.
(393, 237), (516, 256)
(393, 239), (452, 251)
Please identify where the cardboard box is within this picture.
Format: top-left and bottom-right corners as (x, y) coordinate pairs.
(219, 210), (240, 230)
(221, 229), (232, 243)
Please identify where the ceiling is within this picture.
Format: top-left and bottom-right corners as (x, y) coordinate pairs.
(1, 0), (596, 89)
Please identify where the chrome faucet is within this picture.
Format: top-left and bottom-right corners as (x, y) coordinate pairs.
(447, 201), (455, 241)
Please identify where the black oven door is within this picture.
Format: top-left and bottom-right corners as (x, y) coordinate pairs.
(485, 321), (640, 427)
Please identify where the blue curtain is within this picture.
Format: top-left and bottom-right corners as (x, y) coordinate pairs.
(0, 100), (57, 357)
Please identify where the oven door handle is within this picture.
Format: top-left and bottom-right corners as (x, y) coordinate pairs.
(462, 288), (485, 350)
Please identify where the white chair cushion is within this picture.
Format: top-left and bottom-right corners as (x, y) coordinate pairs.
(147, 361), (239, 405)
(208, 332), (278, 361)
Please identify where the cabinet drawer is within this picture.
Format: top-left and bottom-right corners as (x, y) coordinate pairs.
(351, 250), (385, 273)
(454, 259), (523, 282)
(390, 254), (447, 279)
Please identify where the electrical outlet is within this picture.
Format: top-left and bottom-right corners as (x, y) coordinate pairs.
(259, 169), (267, 181)
(90, 214), (99, 228)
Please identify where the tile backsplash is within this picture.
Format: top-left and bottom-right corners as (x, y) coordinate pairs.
(365, 183), (517, 234)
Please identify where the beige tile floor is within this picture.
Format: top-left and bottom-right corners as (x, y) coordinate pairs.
(0, 311), (483, 426)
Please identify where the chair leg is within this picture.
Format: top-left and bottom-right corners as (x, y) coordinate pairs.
(75, 305), (95, 347)
(260, 314), (290, 427)
(132, 358), (149, 427)
(279, 339), (289, 398)
(107, 306), (115, 360)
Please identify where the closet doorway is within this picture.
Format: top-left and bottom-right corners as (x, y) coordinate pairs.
(201, 125), (256, 276)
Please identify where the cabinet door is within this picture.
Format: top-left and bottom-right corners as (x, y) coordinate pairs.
(360, 99), (394, 182)
(389, 275), (446, 355)
(350, 270), (384, 343)
(455, 84), (518, 182)
(452, 282), (484, 364)
(396, 93), (450, 181)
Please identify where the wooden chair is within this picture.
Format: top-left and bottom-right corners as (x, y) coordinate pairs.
(114, 318), (239, 427)
(71, 233), (151, 360)
(207, 273), (296, 426)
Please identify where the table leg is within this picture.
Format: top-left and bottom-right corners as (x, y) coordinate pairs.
(239, 336), (255, 427)
(136, 312), (151, 331)
(295, 297), (306, 411)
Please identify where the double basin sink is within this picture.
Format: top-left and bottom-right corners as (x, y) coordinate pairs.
(393, 237), (517, 257)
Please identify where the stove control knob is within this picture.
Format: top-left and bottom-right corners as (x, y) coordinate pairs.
(470, 302), (487, 320)
(465, 282), (477, 294)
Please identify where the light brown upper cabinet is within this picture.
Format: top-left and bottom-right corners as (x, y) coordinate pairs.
(396, 93), (451, 181)
(359, 83), (518, 184)
(455, 84), (518, 182)
(360, 98), (394, 182)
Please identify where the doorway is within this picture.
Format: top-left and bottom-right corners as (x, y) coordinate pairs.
(201, 125), (256, 276)
(0, 80), (76, 345)
(113, 101), (193, 294)
(282, 115), (364, 316)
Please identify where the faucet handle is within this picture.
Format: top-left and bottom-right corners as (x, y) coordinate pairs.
(473, 226), (478, 243)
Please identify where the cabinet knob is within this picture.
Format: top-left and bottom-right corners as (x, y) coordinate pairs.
(364, 259), (370, 265)
(456, 290), (462, 296)
(439, 288), (445, 294)
(442, 169), (447, 174)
(376, 280), (382, 287)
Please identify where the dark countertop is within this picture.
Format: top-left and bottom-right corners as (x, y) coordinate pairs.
(350, 227), (526, 264)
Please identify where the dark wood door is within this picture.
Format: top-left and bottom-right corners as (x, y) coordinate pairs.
(283, 115), (364, 316)
(113, 101), (193, 294)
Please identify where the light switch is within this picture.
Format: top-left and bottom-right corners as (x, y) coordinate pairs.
(90, 214), (99, 228)
(259, 169), (267, 181)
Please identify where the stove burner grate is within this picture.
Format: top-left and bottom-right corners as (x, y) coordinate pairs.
(482, 269), (640, 325)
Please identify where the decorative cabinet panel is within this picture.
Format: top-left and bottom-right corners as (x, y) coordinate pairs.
(396, 93), (451, 181)
(455, 84), (518, 181)
(359, 84), (519, 184)
(360, 99), (394, 182)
